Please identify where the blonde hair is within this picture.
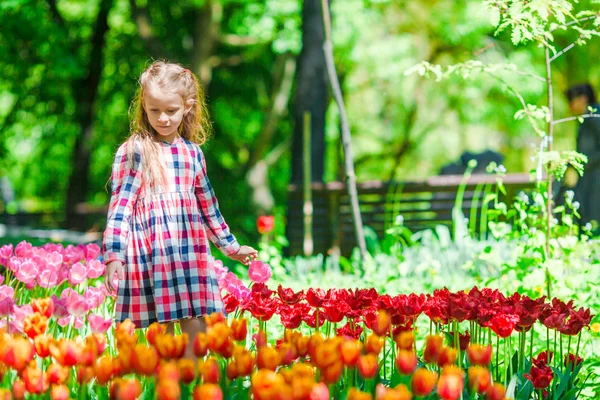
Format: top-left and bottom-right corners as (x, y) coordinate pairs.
(123, 60), (212, 190)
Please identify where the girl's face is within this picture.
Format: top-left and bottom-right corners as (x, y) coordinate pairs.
(143, 85), (190, 141)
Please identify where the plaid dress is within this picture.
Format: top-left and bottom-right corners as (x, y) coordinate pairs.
(102, 137), (240, 328)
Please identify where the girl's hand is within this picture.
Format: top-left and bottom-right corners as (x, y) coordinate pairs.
(105, 261), (124, 294)
(230, 245), (258, 266)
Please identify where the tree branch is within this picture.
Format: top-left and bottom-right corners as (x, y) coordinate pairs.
(552, 113), (600, 126)
(550, 14), (600, 32)
(549, 13), (600, 62)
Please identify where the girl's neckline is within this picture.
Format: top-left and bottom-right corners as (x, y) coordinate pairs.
(159, 135), (183, 146)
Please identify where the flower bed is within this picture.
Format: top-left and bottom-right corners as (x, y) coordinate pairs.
(0, 242), (594, 399)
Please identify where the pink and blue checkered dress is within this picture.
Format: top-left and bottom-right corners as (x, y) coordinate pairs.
(102, 137), (240, 328)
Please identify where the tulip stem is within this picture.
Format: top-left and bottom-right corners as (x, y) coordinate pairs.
(530, 326), (534, 363)
(495, 335), (500, 382)
(575, 331), (581, 360)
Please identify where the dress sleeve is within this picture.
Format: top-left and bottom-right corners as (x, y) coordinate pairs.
(195, 148), (241, 256)
(102, 141), (144, 264)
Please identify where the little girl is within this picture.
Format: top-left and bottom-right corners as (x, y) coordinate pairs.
(102, 60), (257, 357)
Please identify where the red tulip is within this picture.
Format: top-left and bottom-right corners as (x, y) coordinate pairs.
(524, 364), (553, 389)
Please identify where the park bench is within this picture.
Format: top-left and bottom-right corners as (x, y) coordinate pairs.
(287, 173), (535, 257)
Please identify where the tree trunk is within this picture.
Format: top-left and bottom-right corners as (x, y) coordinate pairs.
(286, 0), (328, 256)
(290, 0), (328, 185)
(65, 0), (113, 229)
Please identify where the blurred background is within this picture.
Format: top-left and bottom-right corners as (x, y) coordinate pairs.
(0, 0), (598, 252)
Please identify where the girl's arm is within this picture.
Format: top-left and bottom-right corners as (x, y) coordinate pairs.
(103, 141), (144, 264)
(195, 148), (241, 256)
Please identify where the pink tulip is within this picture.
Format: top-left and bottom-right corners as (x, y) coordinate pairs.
(56, 266), (70, 286)
(66, 292), (88, 316)
(12, 304), (33, 333)
(248, 261), (272, 284)
(84, 243), (101, 260)
(37, 266), (59, 288)
(42, 243), (63, 254)
(15, 241), (33, 258)
(63, 244), (84, 265)
(46, 251), (63, 269)
(87, 314), (112, 333)
(232, 285), (252, 303)
(0, 244), (13, 266)
(68, 263), (87, 285)
(8, 256), (20, 273)
(86, 259), (105, 279)
(310, 383), (330, 400)
(0, 295), (14, 316)
(52, 295), (69, 318)
(74, 316), (84, 329)
(57, 316), (71, 327)
(15, 259), (38, 286)
(84, 287), (106, 309)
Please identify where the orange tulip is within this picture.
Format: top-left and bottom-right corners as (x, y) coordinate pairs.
(193, 383), (223, 400)
(146, 322), (166, 346)
(94, 356), (114, 385)
(411, 368), (438, 397)
(372, 310), (391, 336)
(116, 345), (133, 375)
(77, 365), (95, 384)
(311, 338), (339, 369)
(92, 333), (108, 356)
(437, 347), (458, 368)
(193, 332), (209, 358)
(33, 334), (53, 358)
(23, 312), (48, 339)
(130, 344), (159, 376)
(31, 298), (54, 319)
(204, 312), (226, 326)
(423, 335), (444, 364)
(485, 382), (506, 400)
(279, 342), (296, 366)
(178, 358), (197, 384)
(22, 363), (47, 394)
(357, 354), (379, 379)
(365, 334), (384, 355)
(199, 357), (221, 383)
(468, 366), (491, 394)
(155, 333), (188, 359)
(156, 378), (181, 400)
(310, 382), (330, 400)
(394, 331), (415, 351)
(50, 384), (70, 400)
(78, 336), (100, 366)
(257, 345), (282, 371)
(230, 318), (248, 342)
(226, 361), (239, 380)
(437, 372), (464, 400)
(46, 363), (70, 385)
(347, 388), (373, 400)
(3, 336), (34, 371)
(295, 335), (310, 358)
(307, 333), (324, 360)
(467, 344), (493, 366)
(12, 379), (25, 400)
(234, 348), (255, 377)
(113, 378), (142, 400)
(251, 369), (286, 400)
(115, 319), (137, 349)
(375, 383), (413, 400)
(341, 339), (362, 367)
(207, 323), (231, 355)
(395, 349), (417, 375)
(157, 361), (180, 381)
(115, 319), (136, 336)
(321, 359), (344, 384)
(49, 339), (80, 367)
